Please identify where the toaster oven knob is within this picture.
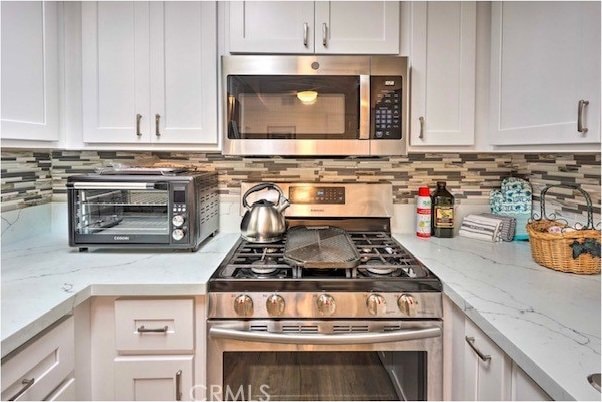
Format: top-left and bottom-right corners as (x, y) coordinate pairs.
(366, 294), (386, 316)
(398, 294), (418, 316)
(266, 294), (285, 317)
(172, 228), (185, 241)
(172, 214), (185, 228)
(316, 294), (336, 316)
(234, 294), (254, 317)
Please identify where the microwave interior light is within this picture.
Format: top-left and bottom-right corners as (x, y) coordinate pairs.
(296, 90), (318, 105)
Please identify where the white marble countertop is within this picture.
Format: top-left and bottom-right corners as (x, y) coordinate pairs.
(1, 204), (599, 400)
(393, 234), (601, 401)
(1, 231), (240, 357)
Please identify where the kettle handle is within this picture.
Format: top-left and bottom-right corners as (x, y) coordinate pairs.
(242, 183), (287, 209)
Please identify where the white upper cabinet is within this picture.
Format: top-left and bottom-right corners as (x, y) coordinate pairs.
(228, 1), (399, 54)
(229, 1), (315, 53)
(82, 2), (150, 143)
(81, 1), (217, 145)
(1, 1), (59, 142)
(490, 1), (601, 145)
(149, 2), (217, 144)
(315, 1), (399, 54)
(410, 2), (476, 146)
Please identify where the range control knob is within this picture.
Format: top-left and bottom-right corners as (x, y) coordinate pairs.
(316, 294), (336, 316)
(172, 215), (185, 227)
(266, 294), (285, 317)
(172, 228), (185, 241)
(234, 294), (254, 317)
(398, 294), (418, 316)
(366, 294), (387, 316)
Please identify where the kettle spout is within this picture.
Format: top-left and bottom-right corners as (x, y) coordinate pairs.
(276, 197), (291, 213)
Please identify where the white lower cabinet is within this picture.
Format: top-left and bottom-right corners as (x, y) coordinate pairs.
(463, 318), (512, 400)
(46, 378), (76, 401)
(511, 363), (552, 401)
(114, 356), (193, 401)
(1, 317), (75, 401)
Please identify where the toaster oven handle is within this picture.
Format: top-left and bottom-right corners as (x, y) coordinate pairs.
(67, 182), (160, 190)
(209, 326), (441, 345)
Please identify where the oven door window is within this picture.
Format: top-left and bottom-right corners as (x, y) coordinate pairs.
(74, 188), (169, 242)
(227, 75), (360, 140)
(222, 351), (426, 401)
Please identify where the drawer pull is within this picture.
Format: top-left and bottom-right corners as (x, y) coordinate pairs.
(8, 378), (35, 401)
(175, 370), (182, 401)
(465, 336), (491, 362)
(137, 325), (168, 333)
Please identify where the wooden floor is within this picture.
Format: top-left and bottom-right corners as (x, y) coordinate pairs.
(223, 352), (399, 401)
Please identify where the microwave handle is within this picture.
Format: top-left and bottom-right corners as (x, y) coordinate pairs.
(209, 326), (440, 345)
(67, 182), (161, 190)
(359, 75), (370, 140)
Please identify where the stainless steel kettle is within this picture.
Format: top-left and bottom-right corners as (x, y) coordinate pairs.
(240, 183), (290, 243)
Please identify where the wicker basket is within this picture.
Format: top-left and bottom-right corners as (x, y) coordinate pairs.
(526, 184), (601, 274)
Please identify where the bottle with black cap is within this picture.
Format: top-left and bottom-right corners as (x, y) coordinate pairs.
(431, 181), (455, 238)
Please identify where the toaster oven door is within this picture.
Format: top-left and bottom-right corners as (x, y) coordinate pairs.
(69, 182), (171, 245)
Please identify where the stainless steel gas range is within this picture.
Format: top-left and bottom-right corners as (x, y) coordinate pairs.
(207, 182), (442, 401)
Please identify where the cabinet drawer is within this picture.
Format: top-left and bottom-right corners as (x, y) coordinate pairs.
(1, 317), (75, 401)
(114, 299), (194, 353)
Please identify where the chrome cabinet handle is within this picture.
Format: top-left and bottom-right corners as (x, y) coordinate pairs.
(210, 326), (441, 345)
(303, 22), (309, 47)
(155, 114), (161, 137)
(175, 370), (182, 401)
(136, 113), (142, 137)
(322, 22), (328, 47)
(419, 116), (425, 139)
(578, 100), (589, 134)
(8, 378), (35, 401)
(465, 336), (491, 362)
(137, 325), (168, 333)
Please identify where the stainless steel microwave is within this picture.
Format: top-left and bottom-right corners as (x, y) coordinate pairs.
(222, 55), (408, 156)
(67, 168), (218, 251)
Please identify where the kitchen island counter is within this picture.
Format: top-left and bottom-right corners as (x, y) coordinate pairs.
(394, 234), (601, 401)
(1, 230), (239, 358)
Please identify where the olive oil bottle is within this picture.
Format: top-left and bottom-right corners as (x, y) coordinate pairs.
(431, 181), (455, 238)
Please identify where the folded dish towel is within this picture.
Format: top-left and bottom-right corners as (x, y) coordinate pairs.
(459, 214), (505, 242)
(481, 213), (516, 242)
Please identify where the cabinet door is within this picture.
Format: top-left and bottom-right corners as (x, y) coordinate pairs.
(46, 378), (76, 401)
(410, 2), (476, 146)
(315, 1), (399, 54)
(463, 319), (511, 401)
(229, 1), (315, 53)
(81, 1), (151, 143)
(149, 2), (217, 144)
(490, 2), (601, 145)
(114, 355), (193, 401)
(511, 363), (551, 401)
(0, 1), (59, 141)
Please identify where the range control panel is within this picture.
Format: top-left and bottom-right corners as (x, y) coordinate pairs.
(371, 76), (402, 140)
(289, 186), (345, 205)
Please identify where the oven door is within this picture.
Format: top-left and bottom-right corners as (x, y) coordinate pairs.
(68, 181), (172, 245)
(206, 320), (442, 401)
(223, 56), (370, 156)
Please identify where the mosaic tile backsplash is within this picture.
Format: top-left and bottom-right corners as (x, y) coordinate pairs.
(1, 151), (52, 211)
(1, 150), (600, 225)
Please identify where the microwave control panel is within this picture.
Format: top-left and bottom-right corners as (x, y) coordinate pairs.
(171, 188), (189, 243)
(371, 76), (402, 140)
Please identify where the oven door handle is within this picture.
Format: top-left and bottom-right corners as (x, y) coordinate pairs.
(209, 326), (441, 345)
(67, 182), (159, 190)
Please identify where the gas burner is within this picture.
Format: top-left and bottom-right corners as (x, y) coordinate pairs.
(361, 247), (373, 254)
(251, 258), (278, 275)
(359, 266), (403, 277)
(264, 247), (279, 254)
(362, 259), (397, 275)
